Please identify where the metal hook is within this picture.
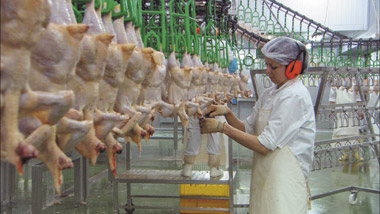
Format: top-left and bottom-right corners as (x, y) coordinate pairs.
(318, 107), (325, 121)
(325, 151), (333, 168)
(308, 75), (317, 87)
(353, 107), (361, 127)
(369, 144), (377, 159)
(330, 110), (338, 129)
(362, 108), (370, 125)
(340, 108), (350, 128)
(312, 154), (321, 171)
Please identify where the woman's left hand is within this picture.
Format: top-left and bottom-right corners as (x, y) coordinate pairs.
(199, 118), (225, 134)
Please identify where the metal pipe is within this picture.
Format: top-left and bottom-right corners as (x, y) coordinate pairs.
(311, 186), (380, 200)
(32, 164), (44, 214)
(314, 135), (377, 146)
(266, 0), (349, 39)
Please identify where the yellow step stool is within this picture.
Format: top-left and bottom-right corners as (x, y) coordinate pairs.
(180, 184), (230, 214)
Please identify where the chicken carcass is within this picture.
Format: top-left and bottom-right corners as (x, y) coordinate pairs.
(140, 51), (178, 118)
(113, 19), (158, 152)
(180, 53), (202, 117)
(239, 72), (252, 98)
(114, 47), (154, 151)
(40, 1), (102, 157)
(194, 56), (210, 98)
(206, 64), (220, 101)
(82, 0), (106, 34)
(49, 0), (76, 25)
(112, 18), (143, 135)
(222, 73), (235, 103)
(161, 56), (172, 103)
(231, 73), (241, 98)
(69, 1), (115, 165)
(127, 22), (157, 142)
(167, 51), (194, 130)
(1, 0), (51, 173)
(214, 64), (226, 103)
(188, 55), (202, 100)
(70, 33), (112, 165)
(112, 14), (129, 44)
(189, 55), (213, 109)
(102, 12), (118, 43)
(19, 116), (73, 194)
(29, 22), (91, 150)
(97, 11), (137, 176)
(135, 26), (145, 49)
(28, 22), (90, 193)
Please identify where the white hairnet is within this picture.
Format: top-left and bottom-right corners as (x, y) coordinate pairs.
(261, 37), (310, 73)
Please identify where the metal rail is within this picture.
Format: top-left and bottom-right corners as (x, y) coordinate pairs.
(265, 0), (350, 40)
(311, 186), (380, 201)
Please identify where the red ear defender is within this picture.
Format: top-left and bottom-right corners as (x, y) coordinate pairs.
(285, 60), (303, 79)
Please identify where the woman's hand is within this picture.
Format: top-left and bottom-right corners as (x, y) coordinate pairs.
(199, 118), (225, 134)
(203, 105), (230, 118)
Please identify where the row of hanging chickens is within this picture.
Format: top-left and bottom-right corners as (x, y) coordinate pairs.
(0, 0), (252, 194)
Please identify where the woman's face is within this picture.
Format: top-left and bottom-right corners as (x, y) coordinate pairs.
(265, 57), (289, 87)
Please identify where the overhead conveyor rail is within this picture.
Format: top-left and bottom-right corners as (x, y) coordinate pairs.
(264, 0), (350, 40)
(232, 0), (378, 72)
(236, 0), (351, 42)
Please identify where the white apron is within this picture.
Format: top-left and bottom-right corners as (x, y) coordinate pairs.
(249, 108), (308, 214)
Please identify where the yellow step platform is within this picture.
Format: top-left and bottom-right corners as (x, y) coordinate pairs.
(180, 184), (230, 214)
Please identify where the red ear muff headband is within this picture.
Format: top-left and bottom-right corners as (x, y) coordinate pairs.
(285, 60), (303, 79)
(285, 42), (306, 79)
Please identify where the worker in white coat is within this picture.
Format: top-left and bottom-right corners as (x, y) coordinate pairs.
(199, 37), (316, 214)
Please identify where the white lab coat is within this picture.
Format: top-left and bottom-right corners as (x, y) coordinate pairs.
(244, 79), (316, 177)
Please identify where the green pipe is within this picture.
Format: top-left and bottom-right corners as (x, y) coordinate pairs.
(72, 4), (83, 23)
(185, 1), (191, 53)
(237, 0), (245, 21)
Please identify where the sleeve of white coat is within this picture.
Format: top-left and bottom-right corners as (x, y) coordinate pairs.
(257, 95), (306, 150)
(329, 87), (337, 102)
(244, 106), (257, 135)
(243, 92), (263, 135)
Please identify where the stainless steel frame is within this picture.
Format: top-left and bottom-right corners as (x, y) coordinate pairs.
(0, 161), (16, 207)
(31, 153), (87, 213)
(112, 114), (236, 213)
(0, 151), (88, 213)
(150, 115), (183, 159)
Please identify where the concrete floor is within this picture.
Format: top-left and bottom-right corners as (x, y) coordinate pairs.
(1, 130), (379, 214)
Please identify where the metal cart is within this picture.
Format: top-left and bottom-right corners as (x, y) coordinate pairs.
(111, 116), (236, 213)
